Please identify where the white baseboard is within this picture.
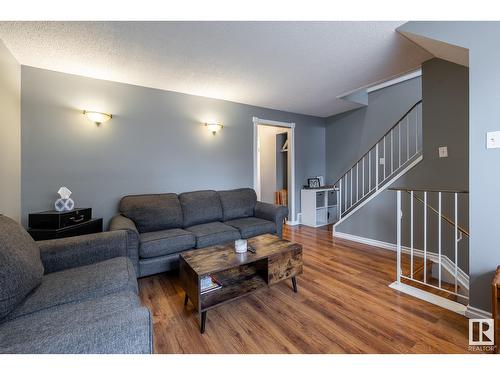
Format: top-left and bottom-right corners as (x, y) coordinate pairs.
(389, 281), (467, 315)
(335, 231), (469, 292)
(335, 231), (396, 251)
(284, 212), (301, 226)
(465, 305), (491, 319)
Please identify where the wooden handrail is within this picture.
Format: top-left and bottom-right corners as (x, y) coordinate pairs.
(390, 187), (469, 194)
(404, 190), (469, 237)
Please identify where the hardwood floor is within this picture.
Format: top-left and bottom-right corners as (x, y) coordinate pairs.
(138, 224), (471, 353)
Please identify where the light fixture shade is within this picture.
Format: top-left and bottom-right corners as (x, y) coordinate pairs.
(205, 122), (223, 135)
(84, 110), (112, 125)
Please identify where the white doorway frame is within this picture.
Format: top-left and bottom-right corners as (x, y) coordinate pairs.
(252, 117), (297, 225)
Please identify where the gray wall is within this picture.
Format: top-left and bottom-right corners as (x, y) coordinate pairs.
(0, 40), (21, 222)
(327, 58), (469, 272)
(21, 66), (326, 227)
(398, 21), (500, 313)
(402, 58), (469, 191)
(325, 77), (422, 183)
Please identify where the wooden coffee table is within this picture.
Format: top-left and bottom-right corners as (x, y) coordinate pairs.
(179, 234), (303, 333)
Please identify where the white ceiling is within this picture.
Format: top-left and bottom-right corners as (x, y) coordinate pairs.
(0, 21), (431, 117)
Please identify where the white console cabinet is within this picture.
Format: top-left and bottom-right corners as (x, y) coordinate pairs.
(300, 187), (339, 227)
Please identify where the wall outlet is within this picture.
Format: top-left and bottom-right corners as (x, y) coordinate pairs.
(379, 157), (385, 165)
(438, 146), (448, 158)
(487, 131), (500, 149)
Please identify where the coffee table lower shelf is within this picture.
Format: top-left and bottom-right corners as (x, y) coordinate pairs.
(184, 274), (297, 333)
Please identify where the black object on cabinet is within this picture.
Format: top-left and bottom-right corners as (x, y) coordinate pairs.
(28, 208), (102, 241)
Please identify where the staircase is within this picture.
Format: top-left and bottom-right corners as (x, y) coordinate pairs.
(333, 100), (423, 230)
(401, 253), (468, 304)
(328, 100), (470, 314)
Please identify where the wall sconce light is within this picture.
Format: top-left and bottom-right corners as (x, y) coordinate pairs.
(83, 110), (112, 126)
(205, 122), (223, 135)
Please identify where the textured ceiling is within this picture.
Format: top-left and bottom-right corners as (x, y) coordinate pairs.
(0, 21), (431, 117)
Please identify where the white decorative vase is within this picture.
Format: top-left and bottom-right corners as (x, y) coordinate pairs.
(55, 198), (75, 212)
(234, 239), (247, 253)
(54, 186), (75, 212)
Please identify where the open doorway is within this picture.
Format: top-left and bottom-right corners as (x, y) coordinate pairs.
(252, 117), (296, 224)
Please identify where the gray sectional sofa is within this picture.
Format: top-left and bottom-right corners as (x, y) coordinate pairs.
(110, 188), (288, 277)
(0, 215), (152, 354)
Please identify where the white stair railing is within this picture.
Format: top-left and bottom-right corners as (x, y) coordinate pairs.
(335, 101), (422, 224)
(392, 188), (469, 307)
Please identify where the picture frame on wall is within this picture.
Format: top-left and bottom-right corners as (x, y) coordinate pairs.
(307, 178), (321, 189)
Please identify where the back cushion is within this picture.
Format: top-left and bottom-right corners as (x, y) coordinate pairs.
(119, 193), (183, 233)
(218, 188), (257, 221)
(179, 190), (223, 228)
(0, 215), (44, 320)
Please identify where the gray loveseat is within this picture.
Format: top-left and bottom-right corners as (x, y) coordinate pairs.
(110, 188), (288, 277)
(0, 215), (152, 354)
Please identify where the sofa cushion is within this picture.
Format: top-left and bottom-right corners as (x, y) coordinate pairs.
(0, 215), (44, 321)
(0, 291), (152, 354)
(186, 222), (240, 249)
(224, 217), (276, 239)
(4, 257), (137, 321)
(179, 190), (223, 228)
(139, 229), (195, 259)
(218, 188), (257, 221)
(119, 193), (183, 233)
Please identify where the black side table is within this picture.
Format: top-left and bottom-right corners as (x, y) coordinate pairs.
(27, 208), (103, 241)
(28, 218), (102, 241)
(28, 218), (103, 241)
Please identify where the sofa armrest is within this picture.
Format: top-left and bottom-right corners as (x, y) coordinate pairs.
(109, 214), (140, 274)
(0, 305), (153, 354)
(109, 214), (139, 235)
(39, 230), (131, 274)
(255, 201), (288, 238)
